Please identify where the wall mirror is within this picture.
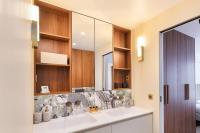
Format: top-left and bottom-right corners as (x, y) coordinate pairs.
(95, 20), (113, 91)
(72, 13), (95, 92)
(72, 12), (113, 92)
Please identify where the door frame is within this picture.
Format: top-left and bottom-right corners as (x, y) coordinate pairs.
(159, 16), (200, 133)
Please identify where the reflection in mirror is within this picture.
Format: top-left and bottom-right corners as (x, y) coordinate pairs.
(95, 20), (113, 91)
(72, 13), (95, 92)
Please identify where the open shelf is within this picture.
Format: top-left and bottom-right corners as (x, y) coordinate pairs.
(40, 32), (70, 41)
(34, 1), (72, 96)
(36, 63), (70, 67)
(35, 91), (68, 96)
(113, 26), (131, 90)
(114, 46), (131, 52)
(114, 67), (131, 71)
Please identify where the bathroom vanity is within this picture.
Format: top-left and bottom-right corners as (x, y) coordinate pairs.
(32, 1), (151, 133)
(33, 107), (153, 133)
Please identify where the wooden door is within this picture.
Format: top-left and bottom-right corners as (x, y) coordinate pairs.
(163, 30), (195, 133)
(82, 50), (95, 87)
(72, 49), (83, 88)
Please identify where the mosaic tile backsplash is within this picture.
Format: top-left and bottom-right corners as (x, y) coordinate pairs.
(34, 90), (133, 124)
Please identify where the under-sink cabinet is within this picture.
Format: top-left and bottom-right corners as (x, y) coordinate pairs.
(83, 114), (152, 133)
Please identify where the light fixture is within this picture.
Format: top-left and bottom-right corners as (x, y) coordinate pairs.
(73, 43), (77, 46)
(81, 32), (86, 36)
(29, 5), (39, 48)
(137, 36), (145, 62)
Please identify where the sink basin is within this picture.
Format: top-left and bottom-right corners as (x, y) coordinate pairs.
(47, 113), (97, 129)
(106, 107), (132, 117)
(65, 113), (97, 128)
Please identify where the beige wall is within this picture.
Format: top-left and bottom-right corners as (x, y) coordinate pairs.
(0, 0), (33, 133)
(132, 0), (200, 133)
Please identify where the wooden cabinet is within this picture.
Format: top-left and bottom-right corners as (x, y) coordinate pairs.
(72, 49), (95, 88)
(113, 26), (132, 89)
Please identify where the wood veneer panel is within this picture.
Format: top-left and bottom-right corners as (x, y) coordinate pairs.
(163, 30), (195, 133)
(113, 70), (131, 88)
(82, 50), (95, 87)
(39, 7), (70, 37)
(72, 49), (95, 88)
(36, 38), (69, 64)
(36, 65), (70, 94)
(114, 50), (131, 68)
(113, 27), (131, 49)
(72, 49), (82, 88)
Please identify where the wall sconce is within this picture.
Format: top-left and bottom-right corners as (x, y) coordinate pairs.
(29, 5), (39, 48)
(137, 36), (145, 62)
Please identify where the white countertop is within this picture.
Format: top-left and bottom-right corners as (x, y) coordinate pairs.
(34, 106), (153, 133)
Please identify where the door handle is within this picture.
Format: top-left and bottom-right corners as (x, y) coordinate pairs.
(164, 84), (169, 104)
(184, 84), (190, 100)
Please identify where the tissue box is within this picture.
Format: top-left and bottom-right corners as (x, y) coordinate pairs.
(41, 52), (68, 65)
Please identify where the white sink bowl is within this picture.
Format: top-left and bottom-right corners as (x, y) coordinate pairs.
(106, 107), (132, 117)
(47, 113), (97, 129)
(65, 113), (97, 128)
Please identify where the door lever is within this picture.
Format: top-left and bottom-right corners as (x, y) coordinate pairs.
(164, 84), (169, 104)
(184, 84), (190, 100)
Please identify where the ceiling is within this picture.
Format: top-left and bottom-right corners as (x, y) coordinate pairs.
(175, 19), (200, 59)
(175, 19), (200, 38)
(40, 0), (183, 28)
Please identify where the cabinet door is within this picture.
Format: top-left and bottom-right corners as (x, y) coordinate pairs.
(83, 126), (111, 133)
(112, 115), (152, 133)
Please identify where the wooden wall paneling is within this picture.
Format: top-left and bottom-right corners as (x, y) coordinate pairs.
(36, 66), (69, 94)
(36, 39), (69, 64)
(39, 6), (69, 37)
(82, 50), (95, 87)
(114, 50), (126, 68)
(72, 49), (83, 88)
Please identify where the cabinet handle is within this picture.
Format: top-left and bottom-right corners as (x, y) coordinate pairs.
(184, 84), (190, 100)
(164, 84), (169, 104)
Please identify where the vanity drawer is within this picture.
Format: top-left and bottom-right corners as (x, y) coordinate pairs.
(111, 114), (153, 133)
(83, 126), (112, 133)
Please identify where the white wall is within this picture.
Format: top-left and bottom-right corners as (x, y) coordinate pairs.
(0, 0), (33, 133)
(132, 0), (200, 133)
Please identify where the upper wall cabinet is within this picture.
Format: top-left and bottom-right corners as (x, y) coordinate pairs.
(95, 20), (113, 91)
(72, 13), (95, 91)
(34, 1), (131, 95)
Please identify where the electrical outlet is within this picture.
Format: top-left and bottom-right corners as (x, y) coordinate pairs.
(148, 94), (153, 100)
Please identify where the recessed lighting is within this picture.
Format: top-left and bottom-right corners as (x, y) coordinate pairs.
(81, 32), (86, 36)
(73, 43), (76, 46)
